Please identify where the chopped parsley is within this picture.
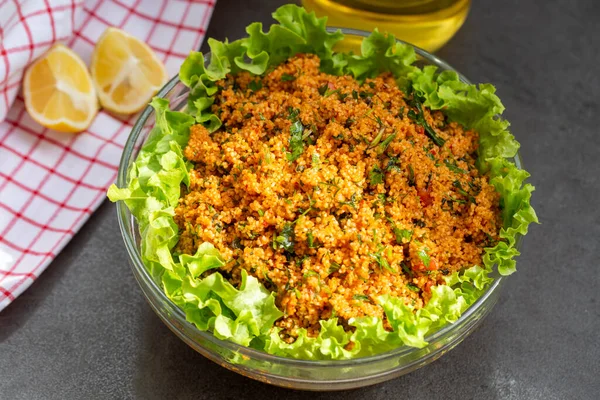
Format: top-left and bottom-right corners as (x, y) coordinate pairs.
(408, 164), (415, 186)
(406, 283), (421, 292)
(318, 84), (328, 95)
(287, 107), (300, 120)
(368, 127), (385, 148)
(231, 237), (244, 250)
(328, 261), (341, 275)
(373, 193), (387, 206)
(186, 222), (197, 237)
(467, 180), (481, 194)
(352, 294), (370, 302)
(281, 73), (296, 81)
(318, 83), (339, 97)
(319, 178), (341, 195)
(340, 193), (359, 210)
(484, 232), (498, 247)
(307, 231), (316, 248)
(359, 91), (374, 100)
(401, 261), (413, 277)
(303, 270), (319, 279)
(406, 96), (445, 147)
(453, 180), (477, 203)
(273, 223), (295, 253)
(377, 133), (397, 154)
(424, 146), (436, 160)
(413, 219), (426, 228)
(311, 152), (321, 169)
(286, 119), (305, 162)
(369, 165), (384, 185)
(248, 80), (262, 92)
(417, 245), (431, 267)
(442, 197), (465, 212)
(369, 246), (396, 273)
(398, 106), (405, 118)
(393, 228), (413, 244)
(444, 159), (467, 174)
(386, 156), (401, 172)
(262, 269), (275, 286)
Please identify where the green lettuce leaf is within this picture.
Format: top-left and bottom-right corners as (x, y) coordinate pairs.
(344, 28), (417, 84)
(179, 5), (344, 132)
(180, 242), (226, 278)
(242, 4), (344, 74)
(265, 318), (354, 360)
(109, 97), (284, 348)
(410, 67), (519, 159)
(181, 270), (283, 345)
(409, 63), (538, 276)
(107, 98), (193, 224)
(261, 267), (495, 360)
(108, 4), (538, 360)
(482, 158), (538, 275)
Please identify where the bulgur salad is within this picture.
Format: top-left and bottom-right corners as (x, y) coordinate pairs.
(108, 5), (538, 360)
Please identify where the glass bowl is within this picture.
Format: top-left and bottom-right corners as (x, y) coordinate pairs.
(116, 28), (521, 391)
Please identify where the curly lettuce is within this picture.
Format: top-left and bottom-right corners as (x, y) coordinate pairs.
(108, 99), (283, 347)
(108, 4), (538, 360)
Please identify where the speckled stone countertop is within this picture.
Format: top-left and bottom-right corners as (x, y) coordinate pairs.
(1, 0), (598, 398)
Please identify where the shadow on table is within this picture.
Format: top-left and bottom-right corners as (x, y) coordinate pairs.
(132, 302), (508, 400)
(0, 203), (105, 344)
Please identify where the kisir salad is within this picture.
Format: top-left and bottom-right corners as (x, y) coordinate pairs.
(108, 5), (538, 360)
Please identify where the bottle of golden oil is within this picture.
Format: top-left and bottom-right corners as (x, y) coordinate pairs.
(301, 0), (471, 52)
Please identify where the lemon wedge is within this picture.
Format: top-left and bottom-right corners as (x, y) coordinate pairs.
(23, 44), (98, 133)
(91, 27), (167, 115)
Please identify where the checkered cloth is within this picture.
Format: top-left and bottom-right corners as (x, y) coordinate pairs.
(0, 0), (215, 311)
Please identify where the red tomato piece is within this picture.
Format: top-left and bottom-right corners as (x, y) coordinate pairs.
(418, 188), (433, 207)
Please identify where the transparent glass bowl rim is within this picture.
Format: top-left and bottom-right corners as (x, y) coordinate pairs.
(116, 27), (521, 368)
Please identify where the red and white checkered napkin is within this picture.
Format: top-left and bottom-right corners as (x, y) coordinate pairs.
(0, 0), (216, 311)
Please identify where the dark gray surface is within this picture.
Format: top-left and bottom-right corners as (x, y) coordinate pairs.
(1, 0), (599, 399)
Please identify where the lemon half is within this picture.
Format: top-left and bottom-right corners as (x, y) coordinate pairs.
(24, 44), (98, 133)
(91, 27), (167, 115)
